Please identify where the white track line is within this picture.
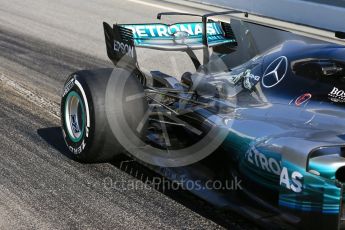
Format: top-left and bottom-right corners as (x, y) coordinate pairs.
(128, 0), (188, 13)
(127, 0), (228, 22)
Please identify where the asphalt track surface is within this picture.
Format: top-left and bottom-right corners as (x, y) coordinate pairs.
(0, 0), (259, 229)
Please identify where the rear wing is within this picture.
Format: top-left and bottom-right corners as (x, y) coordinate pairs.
(103, 16), (237, 67)
(104, 10), (345, 68)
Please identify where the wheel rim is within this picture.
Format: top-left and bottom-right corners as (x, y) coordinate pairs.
(65, 91), (85, 142)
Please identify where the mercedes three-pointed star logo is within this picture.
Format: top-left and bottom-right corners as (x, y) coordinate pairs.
(262, 56), (288, 88)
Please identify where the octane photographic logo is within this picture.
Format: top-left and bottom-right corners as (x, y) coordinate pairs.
(103, 160), (243, 192)
(103, 175), (243, 192)
(104, 54), (235, 167)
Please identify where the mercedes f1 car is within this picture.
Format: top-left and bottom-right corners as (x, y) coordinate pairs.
(60, 10), (345, 229)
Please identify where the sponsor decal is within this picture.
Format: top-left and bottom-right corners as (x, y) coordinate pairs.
(243, 70), (260, 90)
(246, 147), (282, 176)
(262, 56), (288, 88)
(114, 40), (134, 58)
(295, 93), (312, 106)
(246, 148), (304, 193)
(123, 23), (221, 38)
(280, 167), (303, 193)
(328, 87), (345, 103)
(70, 115), (81, 134)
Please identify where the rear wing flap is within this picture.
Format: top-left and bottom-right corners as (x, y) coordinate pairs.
(118, 22), (237, 50)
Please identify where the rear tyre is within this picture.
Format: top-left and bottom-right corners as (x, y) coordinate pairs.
(61, 68), (146, 163)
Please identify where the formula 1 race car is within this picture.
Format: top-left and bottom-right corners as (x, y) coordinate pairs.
(60, 10), (345, 229)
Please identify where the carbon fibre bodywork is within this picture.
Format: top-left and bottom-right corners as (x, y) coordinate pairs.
(153, 41), (345, 229)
